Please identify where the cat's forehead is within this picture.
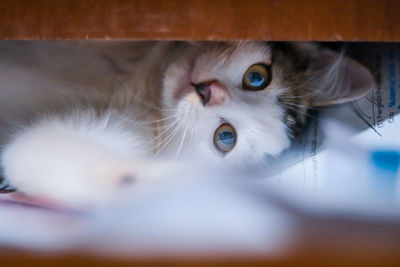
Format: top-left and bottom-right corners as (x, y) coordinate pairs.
(192, 42), (271, 84)
(223, 42), (272, 65)
(200, 42), (271, 66)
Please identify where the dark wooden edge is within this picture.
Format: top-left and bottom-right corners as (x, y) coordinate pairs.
(1, 0), (400, 41)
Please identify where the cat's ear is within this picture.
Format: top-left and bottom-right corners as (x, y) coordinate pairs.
(295, 43), (375, 107)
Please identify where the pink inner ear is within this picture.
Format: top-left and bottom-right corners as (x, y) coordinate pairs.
(311, 50), (376, 107)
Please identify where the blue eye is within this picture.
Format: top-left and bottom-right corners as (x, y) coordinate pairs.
(219, 130), (235, 145)
(242, 63), (271, 90)
(247, 71), (265, 87)
(214, 123), (237, 154)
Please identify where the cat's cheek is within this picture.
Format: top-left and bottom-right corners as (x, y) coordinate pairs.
(163, 56), (196, 108)
(236, 123), (291, 164)
(265, 131), (291, 157)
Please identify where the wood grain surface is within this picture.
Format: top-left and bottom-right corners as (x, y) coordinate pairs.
(1, 0), (400, 41)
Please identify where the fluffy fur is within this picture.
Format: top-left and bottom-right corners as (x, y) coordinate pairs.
(0, 41), (374, 205)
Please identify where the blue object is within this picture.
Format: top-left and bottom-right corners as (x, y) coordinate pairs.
(370, 150), (400, 202)
(371, 150), (400, 173)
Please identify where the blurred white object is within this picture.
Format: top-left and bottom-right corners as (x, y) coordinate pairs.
(0, 164), (295, 256)
(267, 113), (400, 219)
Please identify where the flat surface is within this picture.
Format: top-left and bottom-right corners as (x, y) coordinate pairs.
(1, 0), (400, 41)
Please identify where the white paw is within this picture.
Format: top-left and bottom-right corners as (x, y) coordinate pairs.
(1, 125), (147, 207)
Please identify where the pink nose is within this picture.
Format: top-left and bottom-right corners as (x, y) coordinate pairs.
(192, 80), (227, 106)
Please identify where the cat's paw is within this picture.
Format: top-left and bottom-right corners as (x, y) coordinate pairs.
(0, 128), (148, 207)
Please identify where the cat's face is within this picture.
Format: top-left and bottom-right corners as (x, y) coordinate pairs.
(161, 42), (374, 164)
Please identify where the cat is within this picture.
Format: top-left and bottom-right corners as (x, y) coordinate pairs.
(0, 41), (375, 206)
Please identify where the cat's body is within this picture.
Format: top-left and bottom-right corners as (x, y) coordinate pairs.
(0, 41), (374, 205)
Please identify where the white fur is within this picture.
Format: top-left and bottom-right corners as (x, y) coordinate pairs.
(1, 109), (151, 205)
(0, 41), (372, 205)
(163, 42), (289, 164)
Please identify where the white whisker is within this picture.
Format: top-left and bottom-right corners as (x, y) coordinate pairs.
(153, 125), (180, 159)
(140, 114), (178, 125)
(175, 124), (188, 159)
(150, 119), (179, 144)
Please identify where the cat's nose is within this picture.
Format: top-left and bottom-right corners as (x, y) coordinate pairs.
(192, 80), (227, 106)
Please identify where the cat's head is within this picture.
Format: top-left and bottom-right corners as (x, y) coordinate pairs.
(161, 42), (374, 164)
